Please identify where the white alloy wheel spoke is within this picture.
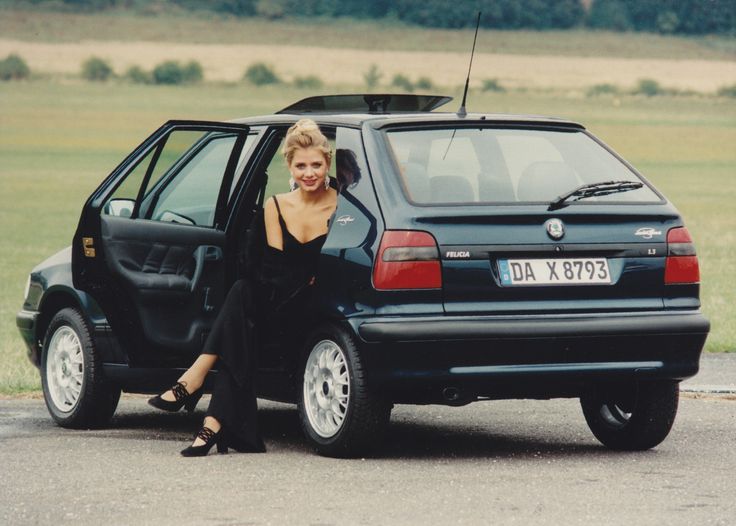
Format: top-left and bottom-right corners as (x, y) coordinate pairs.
(303, 339), (351, 438)
(336, 371), (349, 386)
(325, 349), (336, 370)
(45, 325), (84, 414)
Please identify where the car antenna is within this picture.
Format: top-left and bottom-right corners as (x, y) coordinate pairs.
(443, 11), (481, 160)
(457, 11), (481, 118)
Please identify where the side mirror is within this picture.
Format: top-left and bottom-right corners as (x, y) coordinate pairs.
(102, 198), (135, 218)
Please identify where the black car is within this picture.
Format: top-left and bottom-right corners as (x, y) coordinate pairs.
(17, 94), (710, 456)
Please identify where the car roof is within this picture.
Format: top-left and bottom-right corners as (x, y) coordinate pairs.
(230, 112), (585, 130)
(227, 94), (585, 130)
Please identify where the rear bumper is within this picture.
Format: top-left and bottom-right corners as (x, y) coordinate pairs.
(354, 310), (710, 402)
(359, 311), (709, 341)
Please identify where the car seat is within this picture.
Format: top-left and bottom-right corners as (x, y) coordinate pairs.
(401, 162), (431, 202)
(516, 161), (579, 202)
(478, 173), (516, 202)
(429, 175), (475, 203)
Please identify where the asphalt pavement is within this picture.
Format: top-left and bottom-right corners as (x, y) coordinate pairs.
(0, 352), (734, 526)
(681, 351), (736, 393)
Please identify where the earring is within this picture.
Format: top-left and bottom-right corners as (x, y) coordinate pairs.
(289, 177), (298, 191)
(324, 176), (330, 190)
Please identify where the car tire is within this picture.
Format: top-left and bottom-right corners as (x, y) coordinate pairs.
(41, 307), (121, 428)
(580, 380), (679, 451)
(298, 324), (391, 458)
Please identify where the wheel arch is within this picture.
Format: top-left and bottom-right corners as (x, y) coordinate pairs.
(36, 287), (107, 365)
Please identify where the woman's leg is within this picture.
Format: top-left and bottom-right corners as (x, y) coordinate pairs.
(203, 358), (265, 452)
(158, 353), (217, 402)
(190, 415), (222, 447)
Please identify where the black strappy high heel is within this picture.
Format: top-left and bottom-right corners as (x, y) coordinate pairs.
(180, 426), (227, 457)
(148, 381), (203, 413)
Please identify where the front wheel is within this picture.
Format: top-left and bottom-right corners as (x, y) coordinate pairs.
(580, 380), (679, 451)
(41, 308), (121, 428)
(298, 324), (391, 457)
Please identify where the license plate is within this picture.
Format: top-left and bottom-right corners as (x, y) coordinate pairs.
(498, 258), (611, 286)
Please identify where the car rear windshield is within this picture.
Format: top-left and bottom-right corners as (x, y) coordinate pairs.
(384, 126), (661, 205)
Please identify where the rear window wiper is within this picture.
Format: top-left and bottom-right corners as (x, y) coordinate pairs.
(548, 180), (644, 211)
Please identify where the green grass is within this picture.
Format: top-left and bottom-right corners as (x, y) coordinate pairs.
(0, 8), (734, 60)
(1, 80), (734, 393)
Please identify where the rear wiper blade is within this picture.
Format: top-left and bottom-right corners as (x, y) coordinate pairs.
(548, 180), (644, 211)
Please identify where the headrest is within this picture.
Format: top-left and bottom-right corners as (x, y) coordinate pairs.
(516, 162), (578, 202)
(430, 175), (475, 203)
(402, 162), (430, 202)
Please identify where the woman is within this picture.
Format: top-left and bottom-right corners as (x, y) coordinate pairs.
(148, 119), (337, 456)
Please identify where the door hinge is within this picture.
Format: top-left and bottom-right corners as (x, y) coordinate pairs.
(82, 237), (96, 258)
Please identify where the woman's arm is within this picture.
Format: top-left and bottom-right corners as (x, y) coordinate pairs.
(263, 196), (283, 251)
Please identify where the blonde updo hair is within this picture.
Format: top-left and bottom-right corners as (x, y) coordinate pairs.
(282, 118), (332, 167)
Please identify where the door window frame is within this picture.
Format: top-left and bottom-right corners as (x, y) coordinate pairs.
(95, 120), (251, 230)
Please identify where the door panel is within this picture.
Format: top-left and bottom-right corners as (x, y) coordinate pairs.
(101, 215), (225, 354)
(73, 121), (251, 366)
(101, 216), (223, 292)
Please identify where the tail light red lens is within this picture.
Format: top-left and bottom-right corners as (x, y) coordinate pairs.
(373, 230), (442, 290)
(665, 227), (700, 284)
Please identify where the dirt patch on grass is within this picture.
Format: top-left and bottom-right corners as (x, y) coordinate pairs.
(681, 392), (736, 402)
(0, 391), (43, 400)
(2, 39), (735, 92)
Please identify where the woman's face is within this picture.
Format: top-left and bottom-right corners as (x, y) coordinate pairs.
(289, 147), (329, 193)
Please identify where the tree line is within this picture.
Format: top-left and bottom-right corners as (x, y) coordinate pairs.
(22, 0), (736, 35)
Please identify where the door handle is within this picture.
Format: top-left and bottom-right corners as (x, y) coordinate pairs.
(204, 245), (223, 261)
(189, 245), (223, 292)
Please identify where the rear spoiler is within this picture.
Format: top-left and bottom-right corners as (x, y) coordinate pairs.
(277, 94), (453, 114)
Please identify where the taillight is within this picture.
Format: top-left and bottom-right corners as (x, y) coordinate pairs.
(373, 230), (442, 290)
(665, 227), (699, 284)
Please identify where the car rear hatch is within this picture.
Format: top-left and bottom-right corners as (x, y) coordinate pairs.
(428, 206), (677, 314)
(378, 122), (699, 315)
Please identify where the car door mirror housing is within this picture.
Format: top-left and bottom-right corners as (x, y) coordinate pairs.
(102, 198), (135, 218)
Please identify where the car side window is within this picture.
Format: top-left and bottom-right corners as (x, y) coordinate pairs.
(103, 129), (250, 228)
(148, 132), (238, 226)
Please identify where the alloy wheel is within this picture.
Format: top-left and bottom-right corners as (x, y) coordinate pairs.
(303, 339), (350, 438)
(45, 326), (85, 413)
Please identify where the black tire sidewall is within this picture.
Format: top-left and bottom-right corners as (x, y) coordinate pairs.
(581, 380), (679, 451)
(41, 307), (118, 428)
(297, 323), (389, 457)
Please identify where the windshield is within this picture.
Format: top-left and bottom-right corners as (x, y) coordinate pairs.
(384, 127), (661, 205)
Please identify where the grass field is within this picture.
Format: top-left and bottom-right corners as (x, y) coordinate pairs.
(1, 8), (734, 60)
(3, 8), (736, 94)
(1, 79), (734, 394)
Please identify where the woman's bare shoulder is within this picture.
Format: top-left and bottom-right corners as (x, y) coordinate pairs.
(266, 193), (294, 210)
(263, 196), (279, 221)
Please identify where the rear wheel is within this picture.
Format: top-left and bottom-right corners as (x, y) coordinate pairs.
(298, 324), (391, 457)
(580, 380), (679, 451)
(41, 308), (121, 428)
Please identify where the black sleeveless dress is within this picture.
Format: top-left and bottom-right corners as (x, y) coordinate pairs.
(201, 195), (327, 452)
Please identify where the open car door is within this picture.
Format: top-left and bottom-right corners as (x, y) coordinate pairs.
(72, 121), (251, 366)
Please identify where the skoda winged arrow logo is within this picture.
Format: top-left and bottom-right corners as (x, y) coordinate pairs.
(634, 227), (662, 239)
(545, 218), (565, 240)
(336, 215), (355, 226)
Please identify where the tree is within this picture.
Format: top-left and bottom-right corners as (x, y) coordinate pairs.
(243, 63), (281, 85)
(0, 54), (30, 81)
(81, 57), (113, 81)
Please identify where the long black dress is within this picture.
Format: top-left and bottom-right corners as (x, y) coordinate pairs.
(200, 195), (327, 452)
